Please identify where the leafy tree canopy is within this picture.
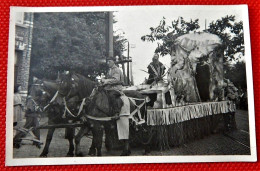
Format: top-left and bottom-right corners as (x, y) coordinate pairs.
(30, 12), (126, 81)
(141, 15), (244, 63)
(141, 15), (246, 89)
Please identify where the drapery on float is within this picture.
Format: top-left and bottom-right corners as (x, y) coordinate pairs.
(126, 32), (236, 150)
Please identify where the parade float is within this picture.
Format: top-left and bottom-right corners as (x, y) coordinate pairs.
(127, 32), (237, 150)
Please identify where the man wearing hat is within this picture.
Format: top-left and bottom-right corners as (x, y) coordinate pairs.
(101, 57), (125, 90)
(96, 57), (131, 155)
(147, 53), (166, 84)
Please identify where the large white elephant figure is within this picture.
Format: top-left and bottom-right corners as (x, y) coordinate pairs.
(168, 32), (224, 104)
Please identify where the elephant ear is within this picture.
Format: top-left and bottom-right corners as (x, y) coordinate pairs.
(173, 78), (185, 97)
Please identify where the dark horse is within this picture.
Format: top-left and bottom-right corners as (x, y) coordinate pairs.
(39, 72), (97, 157)
(28, 78), (75, 157)
(56, 72), (121, 156)
(74, 86), (124, 156)
(74, 87), (150, 156)
(58, 72), (150, 156)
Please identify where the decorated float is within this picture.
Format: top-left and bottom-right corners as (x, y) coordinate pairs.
(14, 31), (237, 155)
(126, 32), (237, 150)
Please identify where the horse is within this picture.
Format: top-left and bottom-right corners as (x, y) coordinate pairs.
(56, 72), (113, 156)
(25, 77), (81, 157)
(73, 86), (150, 156)
(58, 71), (150, 156)
(56, 72), (122, 156)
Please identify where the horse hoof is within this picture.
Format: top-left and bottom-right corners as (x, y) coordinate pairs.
(88, 148), (96, 156)
(66, 153), (74, 157)
(35, 144), (42, 149)
(40, 154), (47, 157)
(97, 152), (102, 157)
(144, 148), (151, 155)
(120, 150), (131, 156)
(76, 152), (84, 157)
(88, 153), (96, 156)
(143, 151), (150, 155)
(105, 147), (112, 152)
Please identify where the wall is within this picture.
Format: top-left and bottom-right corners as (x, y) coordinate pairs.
(15, 12), (34, 103)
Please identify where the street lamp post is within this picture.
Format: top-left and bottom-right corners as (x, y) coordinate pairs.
(127, 41), (130, 85)
(108, 12), (113, 59)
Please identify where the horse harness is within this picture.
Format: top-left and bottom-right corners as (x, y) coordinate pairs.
(63, 89), (147, 124)
(40, 80), (147, 124)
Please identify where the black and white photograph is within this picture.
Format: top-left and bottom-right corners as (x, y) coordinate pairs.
(6, 5), (256, 166)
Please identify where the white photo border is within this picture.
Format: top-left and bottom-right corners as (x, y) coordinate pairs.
(6, 5), (257, 166)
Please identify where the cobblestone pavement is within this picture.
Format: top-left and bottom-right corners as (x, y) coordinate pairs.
(13, 110), (250, 158)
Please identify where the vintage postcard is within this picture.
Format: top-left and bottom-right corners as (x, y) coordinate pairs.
(6, 5), (256, 166)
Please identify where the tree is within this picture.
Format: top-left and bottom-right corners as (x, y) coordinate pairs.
(141, 15), (244, 63)
(113, 33), (127, 57)
(141, 15), (246, 89)
(30, 12), (127, 81)
(225, 61), (247, 89)
(207, 15), (244, 62)
(141, 17), (200, 56)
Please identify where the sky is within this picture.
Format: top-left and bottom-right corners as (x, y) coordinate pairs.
(113, 6), (244, 85)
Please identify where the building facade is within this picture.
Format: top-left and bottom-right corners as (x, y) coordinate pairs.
(14, 12), (34, 101)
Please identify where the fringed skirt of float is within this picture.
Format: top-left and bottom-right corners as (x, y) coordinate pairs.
(146, 101), (236, 150)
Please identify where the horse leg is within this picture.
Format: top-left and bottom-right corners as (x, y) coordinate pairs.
(40, 128), (55, 157)
(88, 123), (97, 156)
(65, 128), (74, 157)
(32, 117), (41, 149)
(104, 123), (113, 152)
(95, 126), (103, 157)
(88, 135), (97, 156)
(91, 123), (103, 156)
(75, 126), (90, 156)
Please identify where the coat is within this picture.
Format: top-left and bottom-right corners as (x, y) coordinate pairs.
(147, 62), (165, 84)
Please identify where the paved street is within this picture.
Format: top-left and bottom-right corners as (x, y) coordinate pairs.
(13, 110), (250, 158)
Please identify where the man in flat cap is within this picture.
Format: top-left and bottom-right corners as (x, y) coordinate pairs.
(101, 57), (125, 90)
(89, 57), (131, 155)
(147, 53), (166, 84)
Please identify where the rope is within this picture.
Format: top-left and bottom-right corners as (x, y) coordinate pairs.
(128, 97), (146, 125)
(82, 96), (146, 122)
(85, 115), (113, 121)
